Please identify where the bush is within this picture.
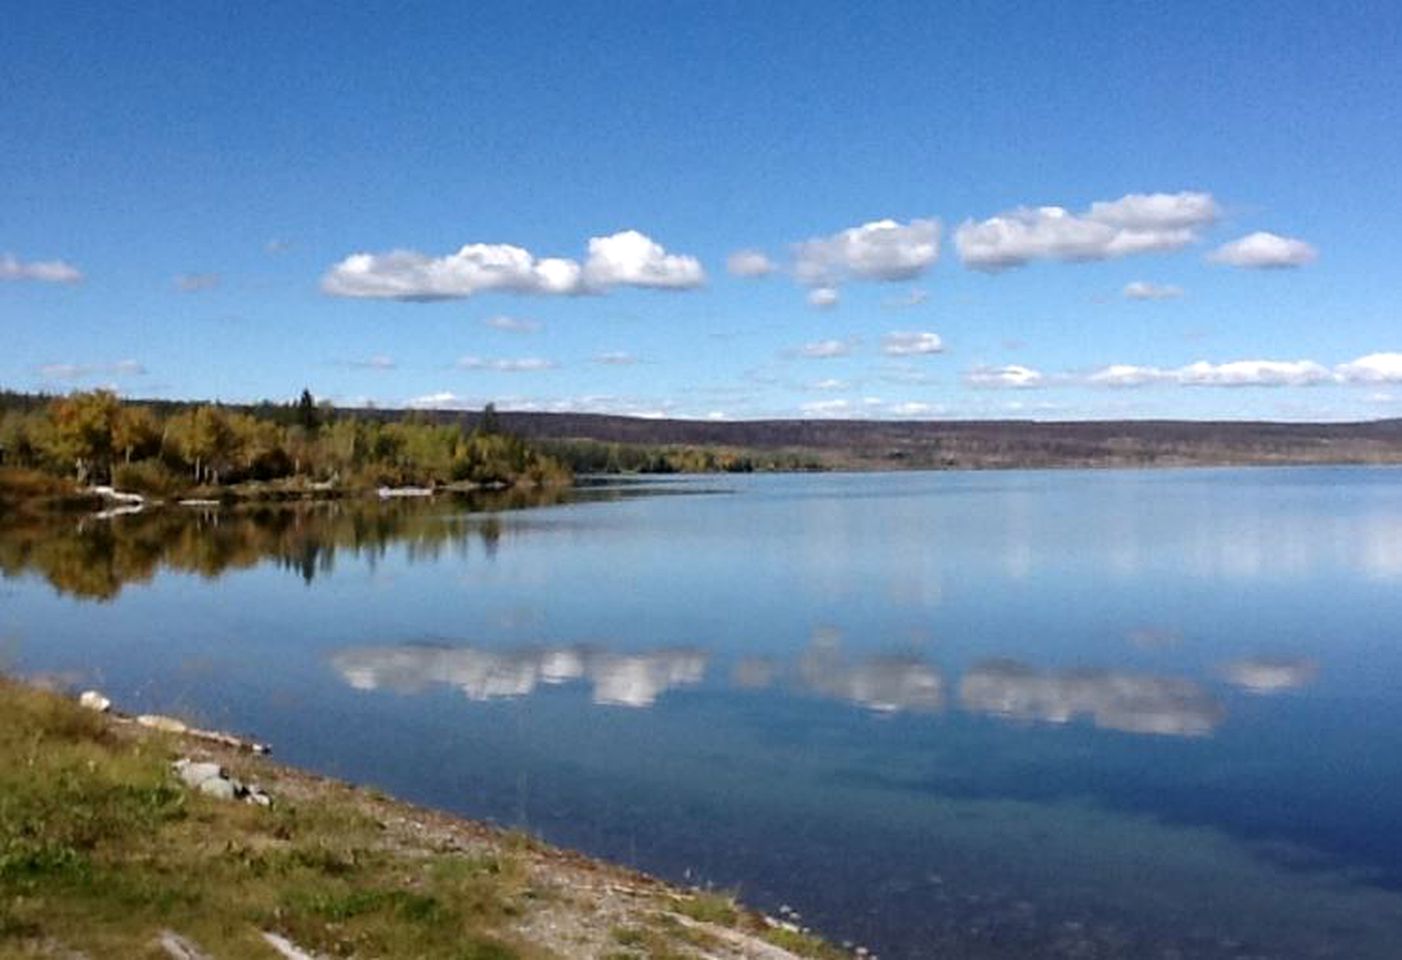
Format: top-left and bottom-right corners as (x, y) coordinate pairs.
(113, 461), (184, 496)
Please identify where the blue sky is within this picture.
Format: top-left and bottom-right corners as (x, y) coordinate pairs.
(3, 0), (1401, 421)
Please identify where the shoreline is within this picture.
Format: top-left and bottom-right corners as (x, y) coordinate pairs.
(0, 677), (843, 959)
(7, 457), (1402, 519)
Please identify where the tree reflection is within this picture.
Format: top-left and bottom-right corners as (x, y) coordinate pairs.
(0, 489), (569, 601)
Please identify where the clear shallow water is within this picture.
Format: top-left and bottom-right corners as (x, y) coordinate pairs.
(4, 468), (1402, 958)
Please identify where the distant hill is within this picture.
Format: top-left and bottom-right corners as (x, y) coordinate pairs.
(366, 408), (1402, 470)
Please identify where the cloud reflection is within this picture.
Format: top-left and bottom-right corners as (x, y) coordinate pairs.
(333, 640), (1241, 738)
(797, 637), (945, 713)
(1218, 657), (1319, 695)
(960, 659), (1224, 736)
(332, 643), (707, 708)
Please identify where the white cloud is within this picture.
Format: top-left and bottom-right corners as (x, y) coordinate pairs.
(349, 355), (396, 371)
(1336, 352), (1402, 383)
(1123, 281), (1184, 301)
(38, 359), (146, 381)
(807, 286), (840, 308)
(2, 253), (83, 284)
(794, 218), (940, 286)
(888, 401), (941, 417)
(811, 378), (849, 391)
(955, 191), (1218, 271)
(581, 230), (705, 289)
(1087, 364), (1171, 388)
(484, 314), (541, 333)
(795, 338), (855, 359)
(726, 249), (774, 277)
(456, 356), (558, 372)
(175, 272), (220, 292)
(593, 351), (639, 366)
(965, 364), (1044, 388)
(323, 230), (703, 300)
(1090, 358), (1346, 388)
(883, 331), (944, 356)
(406, 391), (468, 409)
(1208, 231), (1317, 269)
(1177, 359), (1332, 387)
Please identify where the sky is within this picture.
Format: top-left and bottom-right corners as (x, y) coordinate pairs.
(3, 0), (1401, 422)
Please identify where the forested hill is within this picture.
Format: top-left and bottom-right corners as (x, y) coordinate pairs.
(388, 409), (1402, 471)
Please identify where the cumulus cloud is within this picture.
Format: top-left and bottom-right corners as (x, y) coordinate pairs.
(794, 218), (940, 287)
(456, 356), (558, 372)
(1123, 281), (1184, 301)
(1089, 354), (1402, 388)
(593, 351), (638, 366)
(1208, 231), (1317, 269)
(882, 331), (944, 356)
(2, 253), (83, 284)
(323, 230), (704, 300)
(175, 272), (220, 292)
(726, 249), (775, 277)
(965, 364), (1044, 388)
(38, 359), (146, 381)
(807, 286), (840, 308)
(1086, 364), (1173, 388)
(795, 338), (856, 359)
(1336, 352), (1402, 383)
(582, 230), (706, 289)
(406, 391), (467, 409)
(484, 315), (541, 333)
(955, 191), (1218, 271)
(1178, 359), (1332, 386)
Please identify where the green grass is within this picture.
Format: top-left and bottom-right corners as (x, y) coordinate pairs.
(0, 677), (539, 958)
(673, 890), (740, 925)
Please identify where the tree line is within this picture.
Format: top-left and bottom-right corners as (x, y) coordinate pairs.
(0, 389), (570, 495)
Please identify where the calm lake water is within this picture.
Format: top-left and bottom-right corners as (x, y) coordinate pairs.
(5, 468), (1402, 958)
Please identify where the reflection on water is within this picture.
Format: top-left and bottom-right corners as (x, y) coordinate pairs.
(1218, 656), (1319, 695)
(6, 468), (1402, 958)
(0, 488), (581, 600)
(333, 639), (1241, 737)
(333, 643), (707, 708)
(960, 658), (1224, 736)
(796, 633), (945, 714)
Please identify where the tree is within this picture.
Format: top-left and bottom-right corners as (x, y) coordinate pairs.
(44, 390), (121, 483)
(296, 388), (320, 432)
(112, 405), (160, 464)
(479, 402), (500, 436)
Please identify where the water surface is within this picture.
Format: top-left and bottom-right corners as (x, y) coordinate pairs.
(4, 469), (1402, 958)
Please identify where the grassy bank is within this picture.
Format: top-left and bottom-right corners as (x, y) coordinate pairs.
(0, 678), (840, 959)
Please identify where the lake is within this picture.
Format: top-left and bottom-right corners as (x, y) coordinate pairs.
(4, 468), (1402, 958)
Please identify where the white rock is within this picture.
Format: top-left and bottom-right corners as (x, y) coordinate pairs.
(78, 690), (111, 712)
(138, 714), (189, 734)
(172, 759), (225, 788)
(197, 777), (238, 801)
